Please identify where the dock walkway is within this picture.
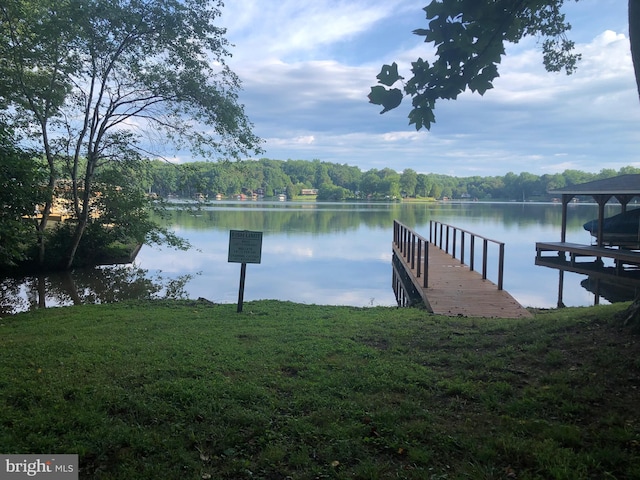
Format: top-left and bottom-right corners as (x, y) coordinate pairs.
(393, 221), (531, 318)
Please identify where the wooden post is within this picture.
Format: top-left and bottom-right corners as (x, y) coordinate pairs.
(561, 195), (570, 243)
(445, 225), (450, 253)
(410, 233), (416, 269)
(403, 226), (408, 256)
(470, 235), (475, 272)
(482, 239), (488, 280)
(594, 194), (612, 248)
(423, 241), (429, 288)
(557, 270), (565, 308)
(237, 263), (247, 313)
(452, 229), (457, 260)
(498, 243), (504, 290)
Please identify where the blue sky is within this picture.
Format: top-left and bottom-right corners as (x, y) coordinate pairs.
(206, 0), (639, 177)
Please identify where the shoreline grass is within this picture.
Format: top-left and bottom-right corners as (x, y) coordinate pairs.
(1, 300), (639, 479)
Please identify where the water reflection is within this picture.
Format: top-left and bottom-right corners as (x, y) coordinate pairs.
(536, 256), (640, 307)
(0, 266), (193, 316)
(580, 276), (640, 304)
(1, 201), (637, 314)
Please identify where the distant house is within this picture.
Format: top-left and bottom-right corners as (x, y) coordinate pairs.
(300, 189), (318, 195)
(33, 180), (111, 222)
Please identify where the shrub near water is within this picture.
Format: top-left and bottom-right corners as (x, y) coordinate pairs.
(1, 300), (639, 479)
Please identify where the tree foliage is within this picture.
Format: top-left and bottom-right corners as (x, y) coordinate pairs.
(0, 127), (47, 267)
(145, 157), (640, 202)
(0, 0), (262, 269)
(369, 0), (640, 130)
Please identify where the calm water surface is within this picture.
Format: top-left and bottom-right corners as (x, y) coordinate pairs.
(2, 200), (634, 315)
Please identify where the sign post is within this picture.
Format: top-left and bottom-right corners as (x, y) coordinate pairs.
(228, 230), (263, 313)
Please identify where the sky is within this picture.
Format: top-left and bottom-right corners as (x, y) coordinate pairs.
(209, 0), (640, 177)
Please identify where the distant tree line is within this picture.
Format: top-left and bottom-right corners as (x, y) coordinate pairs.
(146, 159), (640, 201)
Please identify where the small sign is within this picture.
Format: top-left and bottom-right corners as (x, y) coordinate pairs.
(228, 230), (263, 264)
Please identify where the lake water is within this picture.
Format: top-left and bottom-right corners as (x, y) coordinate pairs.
(2, 200), (636, 315)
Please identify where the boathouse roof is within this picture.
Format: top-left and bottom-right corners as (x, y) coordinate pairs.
(548, 174), (640, 196)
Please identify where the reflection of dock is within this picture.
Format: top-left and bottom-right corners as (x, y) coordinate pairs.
(580, 277), (640, 303)
(535, 242), (640, 306)
(392, 221), (531, 318)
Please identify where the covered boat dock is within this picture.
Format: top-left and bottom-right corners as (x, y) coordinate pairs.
(535, 175), (640, 305)
(547, 174), (640, 247)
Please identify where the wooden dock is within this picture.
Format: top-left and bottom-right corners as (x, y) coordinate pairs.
(393, 221), (531, 318)
(536, 241), (640, 269)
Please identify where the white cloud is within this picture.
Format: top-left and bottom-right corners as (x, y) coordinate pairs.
(213, 1), (638, 177)
(223, 1), (414, 61)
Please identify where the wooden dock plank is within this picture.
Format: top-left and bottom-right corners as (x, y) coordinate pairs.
(536, 241), (640, 264)
(393, 243), (532, 318)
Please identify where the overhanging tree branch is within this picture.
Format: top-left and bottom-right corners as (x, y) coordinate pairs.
(370, 0), (588, 130)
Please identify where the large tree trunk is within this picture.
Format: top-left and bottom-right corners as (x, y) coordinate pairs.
(35, 127), (59, 267)
(64, 192), (91, 270)
(36, 171), (56, 266)
(620, 1), (640, 325)
(631, 0), (640, 99)
(36, 207), (51, 266)
(64, 219), (88, 270)
(64, 172), (93, 270)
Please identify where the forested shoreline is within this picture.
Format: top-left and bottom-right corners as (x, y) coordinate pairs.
(146, 158), (640, 201)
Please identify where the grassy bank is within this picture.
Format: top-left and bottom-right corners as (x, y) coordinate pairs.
(399, 197), (437, 203)
(1, 301), (639, 479)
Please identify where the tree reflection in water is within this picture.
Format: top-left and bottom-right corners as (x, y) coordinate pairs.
(0, 266), (194, 316)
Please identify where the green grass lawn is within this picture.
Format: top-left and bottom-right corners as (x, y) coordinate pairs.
(1, 300), (639, 479)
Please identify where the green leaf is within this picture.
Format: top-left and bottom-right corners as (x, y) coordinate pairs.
(368, 86), (403, 114)
(468, 76), (493, 95)
(409, 107), (435, 131)
(368, 86), (388, 105)
(424, 2), (445, 21)
(468, 63), (499, 95)
(376, 63), (403, 87)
